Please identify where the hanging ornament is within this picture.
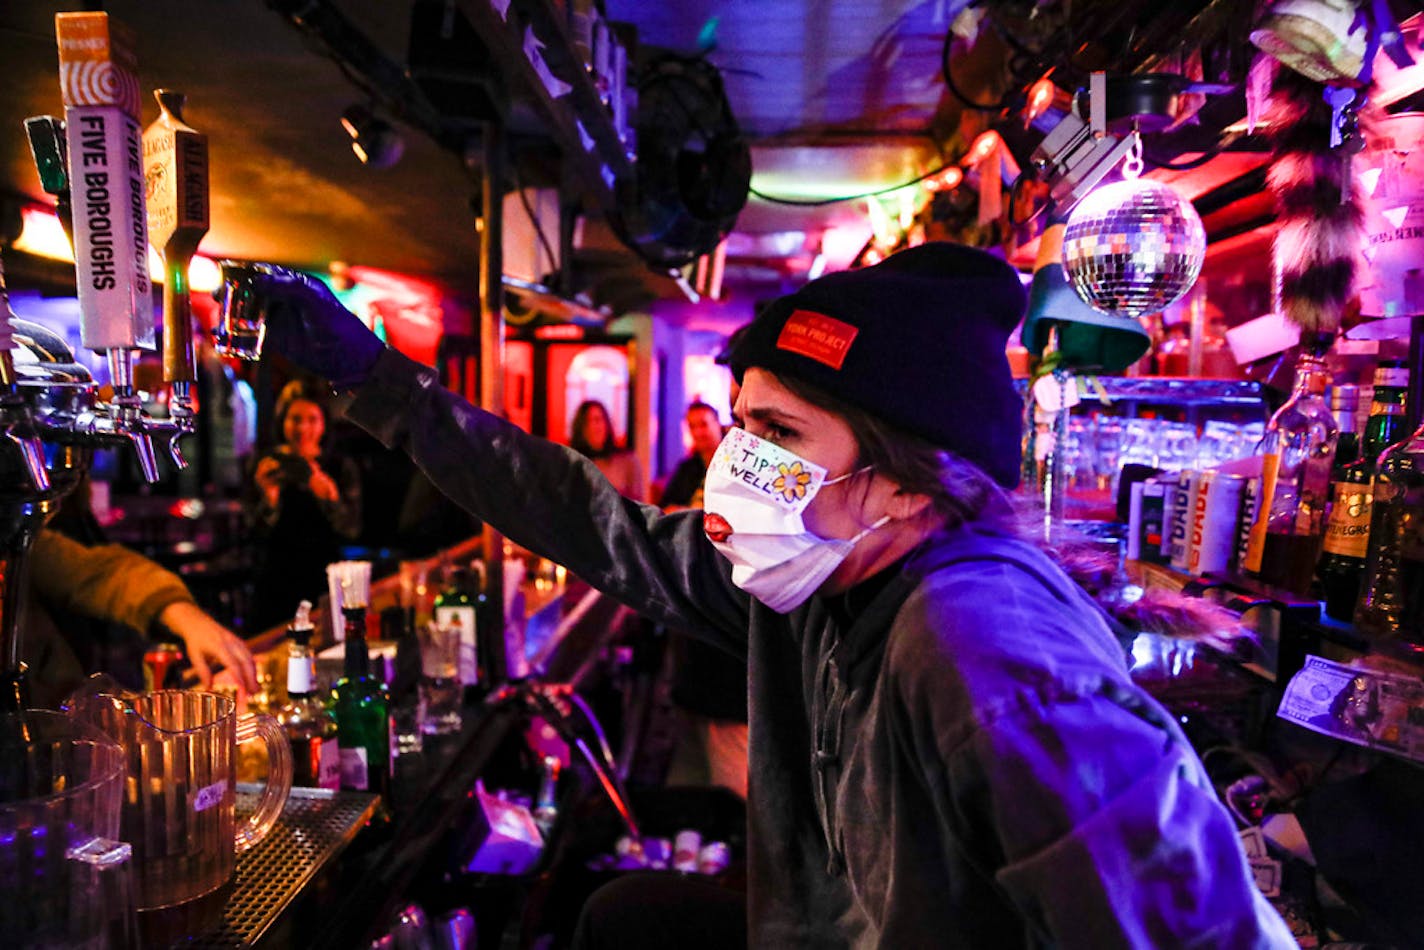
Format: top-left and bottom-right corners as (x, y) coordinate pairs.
(1061, 132), (1207, 318)
(1265, 68), (1361, 334)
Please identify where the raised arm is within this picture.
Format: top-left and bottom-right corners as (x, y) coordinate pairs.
(249, 265), (750, 649)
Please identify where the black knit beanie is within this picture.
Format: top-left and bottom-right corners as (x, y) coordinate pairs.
(729, 242), (1026, 487)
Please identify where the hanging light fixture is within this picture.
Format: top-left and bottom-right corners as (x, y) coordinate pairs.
(1061, 131), (1206, 318)
(340, 104), (405, 169)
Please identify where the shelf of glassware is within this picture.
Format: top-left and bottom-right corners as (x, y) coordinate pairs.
(1015, 376), (1265, 408)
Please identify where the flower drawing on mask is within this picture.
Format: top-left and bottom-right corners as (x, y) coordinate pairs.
(773, 461), (812, 502)
(704, 512), (733, 543)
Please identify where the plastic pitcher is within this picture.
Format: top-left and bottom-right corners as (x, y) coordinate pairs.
(0, 710), (133, 949)
(67, 682), (292, 937)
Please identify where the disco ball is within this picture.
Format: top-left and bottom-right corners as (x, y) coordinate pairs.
(1061, 178), (1206, 318)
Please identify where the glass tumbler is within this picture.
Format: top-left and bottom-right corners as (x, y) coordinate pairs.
(418, 622), (463, 736)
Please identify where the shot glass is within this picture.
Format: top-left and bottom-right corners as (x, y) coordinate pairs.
(213, 261), (271, 360)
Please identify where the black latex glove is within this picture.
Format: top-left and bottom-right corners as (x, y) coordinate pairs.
(219, 262), (385, 389)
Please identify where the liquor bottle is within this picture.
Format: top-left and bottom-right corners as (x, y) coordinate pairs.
(1327, 384), (1361, 471)
(277, 601), (339, 790)
(1319, 363), (1409, 620)
(434, 562), (490, 699)
(1252, 333), (1340, 595)
(1352, 410), (1424, 649)
(331, 602), (392, 799)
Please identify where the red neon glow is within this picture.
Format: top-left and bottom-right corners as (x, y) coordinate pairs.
(344, 265), (443, 306)
(534, 323), (585, 340)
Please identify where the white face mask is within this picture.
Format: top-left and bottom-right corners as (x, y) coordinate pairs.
(702, 428), (888, 613)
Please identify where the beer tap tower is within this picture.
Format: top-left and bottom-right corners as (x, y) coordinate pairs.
(0, 12), (207, 710)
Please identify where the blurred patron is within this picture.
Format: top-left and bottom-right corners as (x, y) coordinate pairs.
(570, 399), (643, 501)
(660, 401), (725, 510)
(245, 380), (362, 631)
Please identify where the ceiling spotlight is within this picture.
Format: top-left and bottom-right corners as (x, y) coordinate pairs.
(340, 105), (405, 169)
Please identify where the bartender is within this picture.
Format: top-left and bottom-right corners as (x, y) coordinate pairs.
(247, 242), (1292, 948)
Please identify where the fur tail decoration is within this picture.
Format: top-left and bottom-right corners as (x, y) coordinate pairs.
(1265, 67), (1363, 335)
(1048, 535), (1250, 649)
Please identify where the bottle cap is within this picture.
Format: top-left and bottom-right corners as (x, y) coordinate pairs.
(288, 599), (314, 645)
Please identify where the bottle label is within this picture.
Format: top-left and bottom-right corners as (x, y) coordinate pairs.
(1244, 455), (1281, 574)
(288, 656), (313, 695)
(318, 739), (341, 791)
(1295, 455), (1334, 535)
(340, 746), (369, 791)
(1375, 367), (1410, 388)
(1370, 401), (1404, 417)
(436, 605), (479, 686)
(1322, 481), (1372, 557)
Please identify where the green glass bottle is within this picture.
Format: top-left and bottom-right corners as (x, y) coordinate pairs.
(331, 605), (391, 799)
(1319, 362), (1409, 620)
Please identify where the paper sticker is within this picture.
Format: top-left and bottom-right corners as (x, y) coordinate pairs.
(318, 740), (341, 791)
(192, 780), (226, 813)
(1032, 373), (1081, 413)
(776, 310), (858, 370)
(340, 746), (369, 791)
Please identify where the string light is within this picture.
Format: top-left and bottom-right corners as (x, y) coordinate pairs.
(965, 130), (1003, 166)
(1025, 77), (1058, 124)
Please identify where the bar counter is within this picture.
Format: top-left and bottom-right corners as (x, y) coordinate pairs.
(173, 540), (600, 948)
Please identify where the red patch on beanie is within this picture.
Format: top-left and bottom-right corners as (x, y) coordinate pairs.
(775, 310), (858, 370)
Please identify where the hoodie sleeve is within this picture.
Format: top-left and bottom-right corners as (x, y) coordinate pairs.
(342, 347), (751, 653)
(29, 529), (195, 637)
(960, 692), (1295, 948)
(898, 560), (1295, 949)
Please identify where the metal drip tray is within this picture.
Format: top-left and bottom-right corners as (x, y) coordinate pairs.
(183, 785), (379, 948)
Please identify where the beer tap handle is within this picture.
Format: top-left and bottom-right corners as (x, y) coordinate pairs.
(23, 116), (74, 250)
(144, 89), (207, 413)
(144, 90), (209, 412)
